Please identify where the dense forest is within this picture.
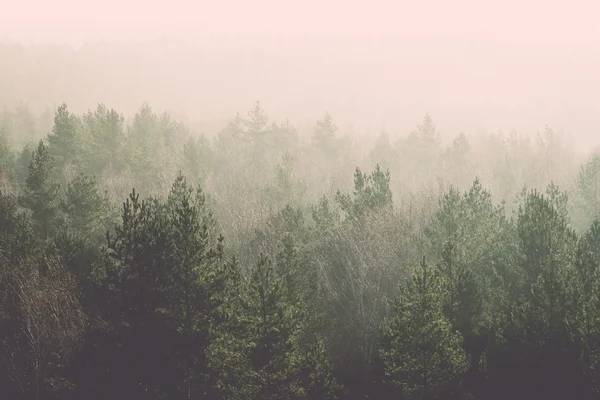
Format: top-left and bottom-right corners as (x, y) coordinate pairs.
(2, 100), (600, 400)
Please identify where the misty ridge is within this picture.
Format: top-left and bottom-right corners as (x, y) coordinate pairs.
(3, 34), (600, 400)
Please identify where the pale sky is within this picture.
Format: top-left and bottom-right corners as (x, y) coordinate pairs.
(2, 0), (600, 151)
(2, 0), (599, 47)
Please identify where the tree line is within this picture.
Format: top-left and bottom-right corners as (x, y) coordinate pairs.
(2, 102), (600, 399)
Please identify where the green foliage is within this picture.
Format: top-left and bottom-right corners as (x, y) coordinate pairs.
(3, 99), (600, 400)
(577, 219), (600, 395)
(336, 164), (392, 221)
(0, 128), (14, 189)
(83, 104), (126, 173)
(486, 187), (584, 400)
(19, 140), (60, 239)
(437, 242), (483, 341)
(0, 190), (37, 262)
(516, 188), (576, 291)
(380, 259), (468, 399)
(573, 152), (600, 230)
(47, 103), (83, 179)
(231, 253), (340, 400)
(311, 195), (340, 233)
(264, 153), (307, 209)
(92, 174), (229, 398)
(60, 173), (114, 243)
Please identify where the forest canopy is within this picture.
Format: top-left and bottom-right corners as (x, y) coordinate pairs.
(1, 100), (600, 400)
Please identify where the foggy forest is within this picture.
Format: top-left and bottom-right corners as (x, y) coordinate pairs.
(2, 1), (600, 399)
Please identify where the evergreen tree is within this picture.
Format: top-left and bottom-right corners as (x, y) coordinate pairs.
(335, 164), (392, 222)
(125, 104), (164, 192)
(369, 131), (394, 171)
(495, 188), (582, 400)
(0, 190), (37, 262)
(243, 101), (269, 147)
(425, 179), (512, 375)
(264, 153), (307, 209)
(573, 152), (600, 230)
(441, 133), (472, 190)
(577, 219), (600, 396)
(397, 114), (442, 188)
(19, 140), (60, 239)
(60, 173), (113, 243)
(269, 119), (298, 153)
(83, 104), (126, 174)
(0, 128), (13, 192)
(239, 253), (339, 400)
(47, 103), (82, 180)
(380, 258), (468, 399)
(88, 174), (229, 398)
(246, 253), (299, 399)
(312, 113), (338, 155)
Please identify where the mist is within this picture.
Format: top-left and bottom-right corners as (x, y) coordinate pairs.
(2, 0), (600, 151)
(2, 1), (600, 399)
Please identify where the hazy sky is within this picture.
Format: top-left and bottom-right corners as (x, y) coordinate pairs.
(2, 0), (600, 151)
(2, 0), (600, 47)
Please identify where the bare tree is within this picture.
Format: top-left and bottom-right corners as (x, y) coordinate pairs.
(0, 255), (86, 399)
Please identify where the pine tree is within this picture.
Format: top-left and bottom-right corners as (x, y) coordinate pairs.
(312, 113), (338, 154)
(0, 190), (37, 262)
(83, 103), (126, 173)
(223, 252), (340, 400)
(19, 140), (60, 239)
(298, 336), (341, 400)
(269, 119), (298, 153)
(380, 258), (468, 399)
(47, 103), (81, 180)
(503, 188), (582, 399)
(125, 104), (163, 192)
(245, 253), (298, 399)
(577, 219), (600, 396)
(369, 131), (394, 171)
(264, 153), (307, 209)
(425, 179), (511, 381)
(0, 126), (13, 185)
(398, 114), (442, 187)
(573, 152), (600, 230)
(244, 101), (269, 146)
(91, 174), (229, 398)
(335, 164), (392, 222)
(60, 173), (114, 243)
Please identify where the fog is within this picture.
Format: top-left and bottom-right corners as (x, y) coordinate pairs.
(4, 2), (600, 399)
(2, 0), (600, 151)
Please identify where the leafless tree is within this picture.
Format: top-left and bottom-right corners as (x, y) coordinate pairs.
(0, 255), (86, 399)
